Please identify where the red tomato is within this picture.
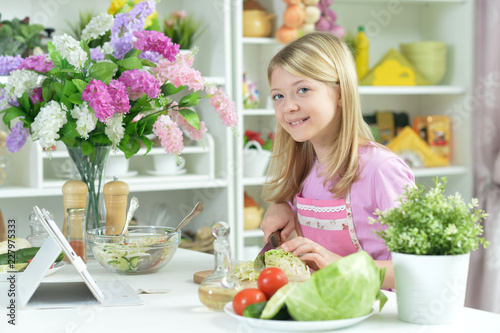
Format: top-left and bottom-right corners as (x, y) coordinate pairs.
(257, 267), (288, 299)
(232, 288), (267, 316)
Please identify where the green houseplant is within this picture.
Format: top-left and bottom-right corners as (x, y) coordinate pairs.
(163, 11), (203, 50)
(0, 15), (44, 57)
(370, 177), (489, 325)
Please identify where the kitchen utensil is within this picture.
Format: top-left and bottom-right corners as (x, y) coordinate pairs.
(121, 197), (139, 235)
(253, 229), (282, 272)
(166, 202), (204, 241)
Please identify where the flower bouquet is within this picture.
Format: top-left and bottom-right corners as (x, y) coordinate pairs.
(0, 0), (237, 229)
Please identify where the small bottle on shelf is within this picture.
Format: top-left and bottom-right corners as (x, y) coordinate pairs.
(198, 221), (241, 311)
(67, 207), (87, 262)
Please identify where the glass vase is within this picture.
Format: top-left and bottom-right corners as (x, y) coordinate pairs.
(67, 145), (110, 230)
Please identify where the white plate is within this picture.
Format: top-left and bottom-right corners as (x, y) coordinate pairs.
(106, 171), (138, 178)
(223, 303), (374, 332)
(0, 261), (66, 281)
(145, 169), (187, 176)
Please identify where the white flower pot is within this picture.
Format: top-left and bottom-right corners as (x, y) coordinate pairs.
(392, 252), (470, 325)
(243, 140), (271, 178)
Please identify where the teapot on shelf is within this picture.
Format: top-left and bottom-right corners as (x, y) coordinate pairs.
(243, 0), (274, 38)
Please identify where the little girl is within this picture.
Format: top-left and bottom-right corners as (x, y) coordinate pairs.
(261, 32), (415, 289)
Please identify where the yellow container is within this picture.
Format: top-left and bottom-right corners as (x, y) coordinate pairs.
(354, 26), (370, 81)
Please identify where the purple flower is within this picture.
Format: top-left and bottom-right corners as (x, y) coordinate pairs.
(90, 47), (106, 62)
(110, 0), (156, 59)
(30, 87), (43, 104)
(82, 79), (114, 122)
(138, 50), (161, 64)
(107, 80), (130, 114)
(17, 55), (55, 73)
(6, 122), (29, 153)
(0, 55), (24, 75)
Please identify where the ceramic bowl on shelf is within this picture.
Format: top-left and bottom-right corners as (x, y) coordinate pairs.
(87, 226), (181, 274)
(400, 41), (447, 85)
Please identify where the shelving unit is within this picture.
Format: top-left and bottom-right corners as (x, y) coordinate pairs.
(231, 0), (474, 260)
(0, 0), (236, 244)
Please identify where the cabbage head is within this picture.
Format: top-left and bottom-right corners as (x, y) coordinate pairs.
(0, 238), (32, 255)
(265, 248), (311, 281)
(285, 251), (387, 321)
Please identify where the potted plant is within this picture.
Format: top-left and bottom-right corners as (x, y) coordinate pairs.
(370, 177), (489, 325)
(163, 10), (203, 51)
(0, 15), (44, 57)
(243, 130), (273, 178)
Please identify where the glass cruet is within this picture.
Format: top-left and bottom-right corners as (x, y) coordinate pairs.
(26, 210), (52, 247)
(198, 221), (241, 311)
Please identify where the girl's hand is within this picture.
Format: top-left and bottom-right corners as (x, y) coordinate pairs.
(281, 237), (342, 271)
(261, 203), (296, 244)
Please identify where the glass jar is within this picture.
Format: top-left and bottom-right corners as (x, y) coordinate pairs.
(26, 210), (51, 247)
(67, 208), (87, 262)
(198, 222), (240, 311)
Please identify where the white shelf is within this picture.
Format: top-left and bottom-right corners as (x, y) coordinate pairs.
(243, 108), (274, 116)
(412, 166), (467, 178)
(243, 177), (267, 186)
(244, 229), (264, 238)
(359, 86), (466, 95)
(204, 76), (226, 85)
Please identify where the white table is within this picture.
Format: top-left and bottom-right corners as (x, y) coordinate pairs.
(1, 248), (500, 332)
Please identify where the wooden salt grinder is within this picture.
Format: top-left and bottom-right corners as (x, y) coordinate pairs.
(62, 180), (88, 238)
(103, 178), (129, 234)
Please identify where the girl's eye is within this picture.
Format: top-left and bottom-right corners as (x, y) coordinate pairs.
(272, 94), (284, 101)
(298, 87), (309, 94)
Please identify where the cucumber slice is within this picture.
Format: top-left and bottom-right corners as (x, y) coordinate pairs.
(260, 282), (298, 319)
(129, 257), (139, 269)
(108, 257), (130, 271)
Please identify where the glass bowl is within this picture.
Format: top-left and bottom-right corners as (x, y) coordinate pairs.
(86, 226), (181, 274)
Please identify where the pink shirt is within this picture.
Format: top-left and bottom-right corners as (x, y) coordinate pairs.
(291, 143), (415, 260)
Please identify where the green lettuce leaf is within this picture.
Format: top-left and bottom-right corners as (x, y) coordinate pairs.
(285, 251), (386, 321)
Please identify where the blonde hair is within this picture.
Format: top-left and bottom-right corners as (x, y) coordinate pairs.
(264, 32), (374, 202)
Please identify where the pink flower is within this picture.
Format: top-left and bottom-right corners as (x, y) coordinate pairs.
(82, 79), (114, 121)
(118, 69), (161, 100)
(176, 10), (186, 19)
(152, 56), (204, 91)
(30, 87), (43, 104)
(153, 115), (184, 154)
(169, 104), (207, 141)
(107, 80), (130, 114)
(132, 114), (144, 122)
(208, 87), (238, 127)
(17, 55), (55, 73)
(133, 30), (179, 62)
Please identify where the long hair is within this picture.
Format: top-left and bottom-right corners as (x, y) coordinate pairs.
(263, 32), (374, 202)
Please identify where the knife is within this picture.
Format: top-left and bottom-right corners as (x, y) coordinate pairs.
(254, 229), (282, 272)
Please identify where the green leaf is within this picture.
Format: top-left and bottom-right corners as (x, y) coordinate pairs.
(72, 79), (87, 93)
(53, 81), (64, 98)
(47, 42), (63, 69)
(18, 92), (30, 112)
(139, 58), (157, 68)
(80, 39), (91, 68)
(63, 80), (78, 96)
(61, 136), (76, 149)
(89, 134), (110, 145)
(117, 57), (143, 70)
(60, 94), (72, 110)
(161, 83), (185, 96)
(81, 140), (94, 155)
(42, 78), (53, 102)
(2, 107), (26, 127)
(120, 137), (141, 159)
(88, 62), (118, 84)
(61, 121), (79, 138)
(140, 135), (154, 154)
(178, 109), (200, 130)
(68, 92), (83, 105)
(178, 91), (200, 107)
(124, 48), (142, 59)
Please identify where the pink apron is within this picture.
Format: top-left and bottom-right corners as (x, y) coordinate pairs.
(296, 190), (362, 256)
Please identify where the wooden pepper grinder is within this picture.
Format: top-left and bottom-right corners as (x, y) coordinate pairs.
(104, 177), (129, 234)
(62, 180), (88, 238)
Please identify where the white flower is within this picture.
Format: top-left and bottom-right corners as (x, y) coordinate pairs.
(105, 113), (125, 146)
(102, 42), (114, 54)
(52, 34), (88, 70)
(5, 69), (41, 99)
(70, 102), (97, 139)
(81, 13), (114, 41)
(31, 101), (68, 149)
